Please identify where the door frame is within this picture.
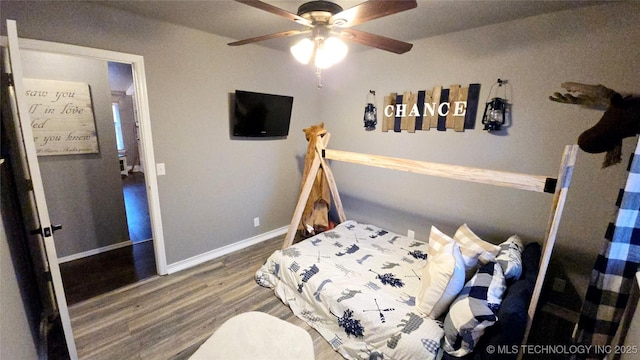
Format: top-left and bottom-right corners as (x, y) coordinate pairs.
(0, 36), (168, 275)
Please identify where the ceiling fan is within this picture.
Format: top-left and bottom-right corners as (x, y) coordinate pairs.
(228, 0), (417, 69)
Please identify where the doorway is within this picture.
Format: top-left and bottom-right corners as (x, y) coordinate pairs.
(11, 39), (167, 298)
(108, 61), (153, 244)
(2, 25), (166, 359)
(56, 60), (157, 305)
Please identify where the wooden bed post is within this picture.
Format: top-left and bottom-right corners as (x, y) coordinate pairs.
(521, 144), (579, 352)
(314, 137), (347, 224)
(282, 132), (346, 249)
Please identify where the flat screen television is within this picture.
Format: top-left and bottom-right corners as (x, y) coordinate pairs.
(232, 90), (294, 137)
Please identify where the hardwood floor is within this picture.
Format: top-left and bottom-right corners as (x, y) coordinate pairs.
(60, 171), (156, 306)
(68, 235), (341, 360)
(122, 172), (152, 243)
(63, 231), (574, 360)
(60, 240), (156, 306)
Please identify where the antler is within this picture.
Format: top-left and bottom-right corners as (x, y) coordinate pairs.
(549, 82), (618, 110)
(548, 82), (640, 168)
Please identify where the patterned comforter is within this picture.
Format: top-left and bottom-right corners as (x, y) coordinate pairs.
(256, 220), (445, 360)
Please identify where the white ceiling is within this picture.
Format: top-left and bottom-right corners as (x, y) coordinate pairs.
(93, 0), (603, 53)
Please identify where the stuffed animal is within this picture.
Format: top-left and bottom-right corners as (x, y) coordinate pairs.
(550, 82), (640, 167)
(299, 123), (331, 236)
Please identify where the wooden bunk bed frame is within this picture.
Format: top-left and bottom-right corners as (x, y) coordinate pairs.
(283, 131), (578, 349)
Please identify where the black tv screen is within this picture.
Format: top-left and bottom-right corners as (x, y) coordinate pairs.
(233, 90), (293, 137)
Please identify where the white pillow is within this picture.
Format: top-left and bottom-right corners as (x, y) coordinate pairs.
(496, 235), (524, 281)
(417, 227), (466, 319)
(453, 224), (501, 279)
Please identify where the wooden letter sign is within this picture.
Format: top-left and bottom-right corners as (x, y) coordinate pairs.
(23, 78), (99, 156)
(382, 84), (481, 133)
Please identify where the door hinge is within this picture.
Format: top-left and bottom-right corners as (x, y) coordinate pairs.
(26, 179), (34, 191)
(1, 72), (14, 87)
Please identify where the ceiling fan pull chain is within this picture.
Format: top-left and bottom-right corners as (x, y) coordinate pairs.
(316, 67), (323, 89)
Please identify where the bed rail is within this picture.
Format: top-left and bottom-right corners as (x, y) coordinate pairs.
(325, 149), (557, 193)
(282, 130), (578, 353)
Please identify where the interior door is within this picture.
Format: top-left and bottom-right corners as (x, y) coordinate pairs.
(3, 19), (78, 359)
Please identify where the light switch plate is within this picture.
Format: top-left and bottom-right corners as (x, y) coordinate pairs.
(156, 163), (166, 176)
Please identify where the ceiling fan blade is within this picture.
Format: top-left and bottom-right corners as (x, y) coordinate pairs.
(338, 28), (413, 54)
(331, 0), (417, 28)
(228, 30), (310, 46)
(235, 0), (313, 27)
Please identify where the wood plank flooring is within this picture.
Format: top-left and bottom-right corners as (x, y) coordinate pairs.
(60, 171), (155, 306)
(66, 232), (572, 360)
(122, 172), (152, 243)
(68, 235), (341, 360)
(60, 240), (157, 305)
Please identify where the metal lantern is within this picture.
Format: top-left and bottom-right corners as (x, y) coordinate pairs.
(482, 79), (509, 132)
(363, 90), (377, 131)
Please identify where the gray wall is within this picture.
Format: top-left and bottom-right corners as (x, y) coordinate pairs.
(1, 178), (39, 360)
(2, 0), (640, 354)
(1, 97), (40, 360)
(0, 1), (319, 264)
(319, 2), (640, 293)
(0, 205), (37, 359)
(1, 1), (638, 278)
(20, 50), (130, 257)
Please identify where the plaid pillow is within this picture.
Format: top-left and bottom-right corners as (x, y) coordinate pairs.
(442, 261), (507, 357)
(495, 235), (524, 281)
(453, 224), (501, 279)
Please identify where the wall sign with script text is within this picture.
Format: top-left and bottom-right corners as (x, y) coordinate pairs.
(382, 84), (481, 133)
(23, 78), (99, 156)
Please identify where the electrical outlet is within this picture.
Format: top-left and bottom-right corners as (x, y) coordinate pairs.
(156, 163), (166, 176)
(552, 278), (566, 293)
(407, 229), (415, 239)
(254, 217), (260, 227)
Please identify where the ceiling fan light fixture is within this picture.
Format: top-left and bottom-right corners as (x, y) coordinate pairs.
(314, 37), (348, 69)
(290, 35), (347, 69)
(332, 17), (348, 26)
(290, 37), (314, 64)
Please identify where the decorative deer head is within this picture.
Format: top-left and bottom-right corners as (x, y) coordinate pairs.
(549, 82), (640, 167)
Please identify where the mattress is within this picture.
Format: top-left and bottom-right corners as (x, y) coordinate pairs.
(256, 220), (445, 360)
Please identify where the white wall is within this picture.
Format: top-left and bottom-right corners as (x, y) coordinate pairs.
(318, 1), (640, 293)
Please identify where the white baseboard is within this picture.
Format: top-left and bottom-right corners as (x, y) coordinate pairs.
(57, 227), (288, 270)
(58, 240), (133, 263)
(166, 226), (288, 274)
